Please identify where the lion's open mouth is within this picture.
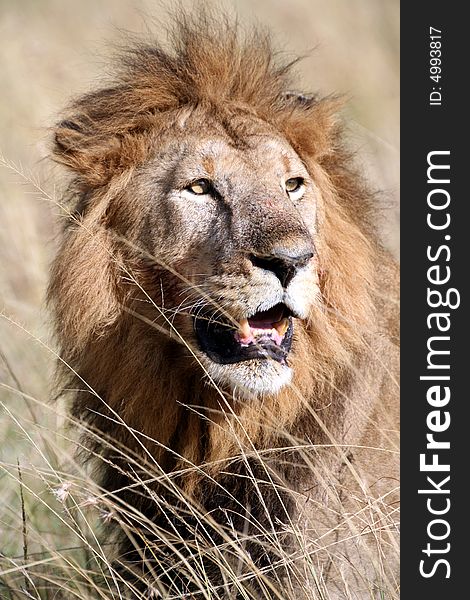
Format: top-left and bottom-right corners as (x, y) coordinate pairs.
(193, 303), (294, 365)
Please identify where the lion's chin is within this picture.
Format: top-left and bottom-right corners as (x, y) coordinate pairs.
(201, 357), (293, 397)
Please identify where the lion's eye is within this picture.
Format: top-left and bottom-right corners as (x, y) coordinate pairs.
(285, 177), (305, 201)
(285, 177), (304, 194)
(186, 179), (212, 195)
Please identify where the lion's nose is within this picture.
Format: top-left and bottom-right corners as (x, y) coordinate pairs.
(250, 247), (314, 288)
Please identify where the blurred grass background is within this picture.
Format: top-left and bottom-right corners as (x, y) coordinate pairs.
(0, 0), (398, 582)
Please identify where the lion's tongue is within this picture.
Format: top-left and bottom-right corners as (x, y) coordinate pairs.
(237, 306), (289, 347)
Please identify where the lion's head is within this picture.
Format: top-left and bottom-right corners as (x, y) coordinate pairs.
(119, 110), (323, 396)
(49, 13), (378, 473)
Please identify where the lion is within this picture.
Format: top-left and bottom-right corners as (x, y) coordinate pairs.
(49, 12), (399, 600)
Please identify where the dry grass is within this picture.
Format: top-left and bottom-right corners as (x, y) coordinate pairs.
(0, 1), (399, 598)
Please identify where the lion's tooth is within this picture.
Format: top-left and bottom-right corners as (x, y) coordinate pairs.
(274, 317), (289, 337)
(238, 318), (251, 339)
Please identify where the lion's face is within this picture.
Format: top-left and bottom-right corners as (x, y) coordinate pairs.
(130, 112), (320, 395)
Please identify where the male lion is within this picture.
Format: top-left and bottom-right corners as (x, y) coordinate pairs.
(49, 12), (399, 600)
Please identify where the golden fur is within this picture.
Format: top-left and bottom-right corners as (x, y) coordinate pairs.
(49, 12), (399, 598)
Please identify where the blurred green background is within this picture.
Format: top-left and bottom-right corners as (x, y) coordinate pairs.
(0, 0), (398, 559)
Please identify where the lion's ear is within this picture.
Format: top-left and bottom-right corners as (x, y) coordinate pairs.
(282, 91), (317, 109)
(53, 118), (123, 187)
(281, 94), (344, 160)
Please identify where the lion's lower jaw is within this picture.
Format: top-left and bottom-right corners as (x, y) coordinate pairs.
(201, 357), (293, 397)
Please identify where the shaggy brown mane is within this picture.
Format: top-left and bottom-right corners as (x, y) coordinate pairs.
(49, 10), (398, 598)
(54, 12), (370, 215)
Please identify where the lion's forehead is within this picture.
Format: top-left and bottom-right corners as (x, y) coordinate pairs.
(157, 129), (306, 184)
(197, 136), (301, 170)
